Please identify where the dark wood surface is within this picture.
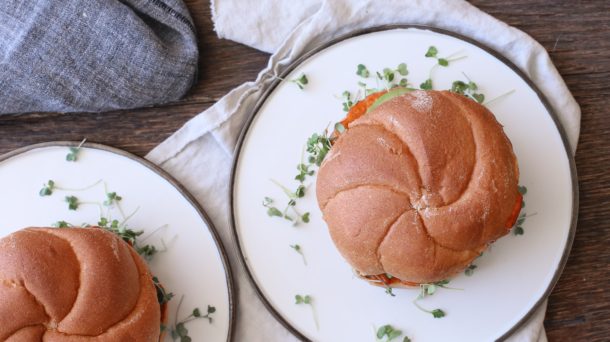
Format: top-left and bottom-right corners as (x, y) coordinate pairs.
(0, 1), (608, 340)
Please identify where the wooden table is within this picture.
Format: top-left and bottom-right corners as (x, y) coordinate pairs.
(0, 1), (607, 340)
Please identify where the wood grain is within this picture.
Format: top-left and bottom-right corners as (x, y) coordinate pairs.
(0, 1), (608, 340)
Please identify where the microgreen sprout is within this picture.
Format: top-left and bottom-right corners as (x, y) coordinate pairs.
(424, 46), (467, 67)
(38, 179), (103, 197)
(412, 299), (447, 318)
(65, 195), (79, 210)
(291, 73), (309, 90)
(306, 130), (333, 166)
(450, 73), (485, 103)
(342, 91), (353, 112)
(295, 294), (319, 330)
(375, 63), (409, 89)
(420, 78), (433, 90)
(39, 180), (55, 196)
(103, 191), (122, 206)
(265, 72), (309, 90)
(170, 295), (215, 342)
(356, 64), (370, 78)
(412, 280), (456, 318)
(513, 185), (533, 236)
(376, 324), (409, 342)
(153, 276), (174, 305)
(465, 264), (477, 276)
(53, 220), (72, 228)
(66, 138), (87, 162)
(290, 244), (307, 266)
(295, 163), (315, 182)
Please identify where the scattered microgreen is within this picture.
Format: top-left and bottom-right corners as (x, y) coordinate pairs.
(374, 63), (409, 89)
(465, 264), (477, 276)
(39, 180), (55, 196)
(376, 325), (401, 341)
(170, 295), (215, 342)
(295, 294), (319, 330)
(137, 244), (158, 261)
(290, 244), (307, 265)
(450, 73), (486, 103)
(425, 46), (438, 57)
(424, 45), (466, 67)
(396, 63), (408, 76)
(53, 220), (71, 228)
(153, 276), (175, 305)
(420, 78), (433, 90)
(291, 73), (309, 90)
(413, 299), (446, 318)
(376, 324), (410, 342)
(385, 286), (396, 297)
(103, 191), (122, 206)
(306, 130), (333, 167)
(342, 91), (354, 112)
(295, 163), (315, 182)
(263, 183), (310, 226)
(65, 195), (79, 210)
(411, 280), (455, 318)
(513, 185), (531, 236)
(356, 64), (370, 78)
(66, 138), (87, 162)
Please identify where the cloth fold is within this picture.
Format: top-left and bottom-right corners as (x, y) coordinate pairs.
(0, 0), (198, 114)
(147, 1), (580, 341)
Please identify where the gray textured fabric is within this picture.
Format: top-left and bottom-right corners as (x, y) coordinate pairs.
(0, 0), (198, 114)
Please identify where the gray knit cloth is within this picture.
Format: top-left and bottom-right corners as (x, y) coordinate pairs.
(0, 0), (198, 114)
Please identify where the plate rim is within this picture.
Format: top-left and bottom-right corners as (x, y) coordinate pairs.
(0, 141), (237, 342)
(229, 24), (579, 341)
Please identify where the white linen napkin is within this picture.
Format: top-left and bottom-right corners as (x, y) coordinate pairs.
(147, 1), (580, 341)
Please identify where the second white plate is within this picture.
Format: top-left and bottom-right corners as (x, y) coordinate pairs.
(231, 27), (576, 341)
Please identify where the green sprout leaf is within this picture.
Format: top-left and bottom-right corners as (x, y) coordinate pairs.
(65, 196), (79, 210)
(432, 309), (446, 318)
(39, 180), (55, 196)
(376, 324), (404, 341)
(356, 64), (370, 78)
(382, 68), (395, 82)
(518, 185), (528, 195)
(396, 63), (408, 76)
(291, 73), (308, 90)
(301, 212), (310, 223)
(425, 46), (438, 57)
(66, 139), (86, 162)
(420, 79), (433, 90)
(267, 207), (282, 217)
(438, 58), (449, 67)
(103, 191), (122, 206)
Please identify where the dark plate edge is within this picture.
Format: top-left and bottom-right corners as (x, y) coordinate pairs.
(0, 141), (237, 342)
(229, 24), (579, 342)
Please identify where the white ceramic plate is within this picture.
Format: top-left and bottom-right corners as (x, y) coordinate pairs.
(231, 27), (577, 341)
(0, 142), (234, 341)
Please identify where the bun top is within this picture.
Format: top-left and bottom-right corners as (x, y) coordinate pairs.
(316, 90), (520, 284)
(0, 227), (160, 341)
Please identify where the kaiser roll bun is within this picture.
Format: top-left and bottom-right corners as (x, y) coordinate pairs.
(0, 227), (160, 341)
(316, 90), (520, 284)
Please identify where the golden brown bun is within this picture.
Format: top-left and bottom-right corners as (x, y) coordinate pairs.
(316, 90), (519, 284)
(0, 227), (160, 341)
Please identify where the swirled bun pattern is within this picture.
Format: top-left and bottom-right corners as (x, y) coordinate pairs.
(316, 90), (519, 283)
(0, 227), (160, 341)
